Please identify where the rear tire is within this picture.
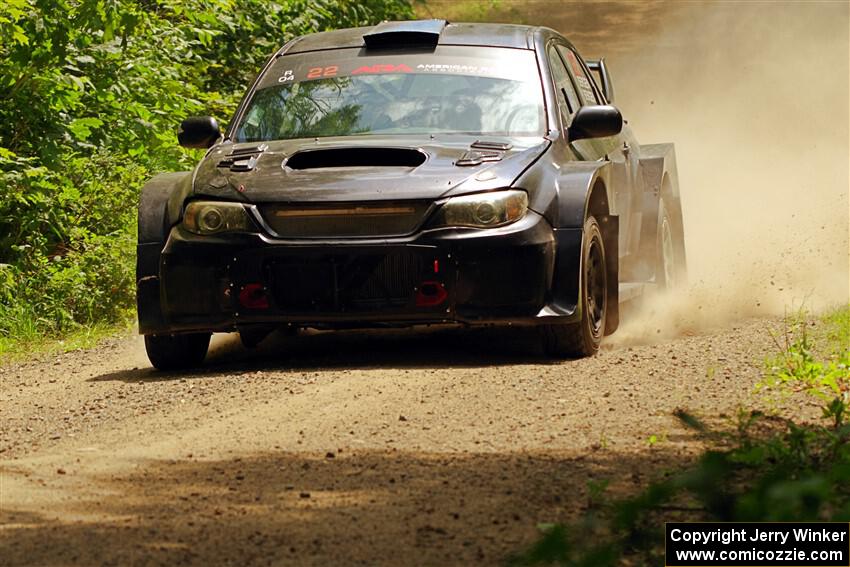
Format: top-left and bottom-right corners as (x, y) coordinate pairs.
(541, 216), (607, 358)
(144, 333), (211, 371)
(657, 198), (686, 290)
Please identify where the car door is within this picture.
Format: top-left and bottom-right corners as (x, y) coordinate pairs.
(555, 45), (643, 265)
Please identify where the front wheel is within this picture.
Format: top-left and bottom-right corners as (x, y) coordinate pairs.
(541, 216), (607, 358)
(144, 332), (211, 371)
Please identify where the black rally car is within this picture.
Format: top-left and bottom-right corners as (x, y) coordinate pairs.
(137, 19), (686, 369)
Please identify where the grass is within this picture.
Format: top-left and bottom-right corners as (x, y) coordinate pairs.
(759, 306), (850, 424)
(0, 316), (134, 364)
(823, 306), (850, 353)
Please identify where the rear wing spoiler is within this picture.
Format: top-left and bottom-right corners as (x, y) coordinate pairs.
(586, 58), (614, 104)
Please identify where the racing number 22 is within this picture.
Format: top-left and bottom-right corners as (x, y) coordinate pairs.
(307, 66), (338, 79)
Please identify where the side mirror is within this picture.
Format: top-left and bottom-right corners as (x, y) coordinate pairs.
(178, 116), (221, 149)
(568, 105), (623, 142)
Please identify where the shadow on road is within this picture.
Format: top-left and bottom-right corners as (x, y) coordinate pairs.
(90, 325), (563, 383)
(0, 447), (694, 566)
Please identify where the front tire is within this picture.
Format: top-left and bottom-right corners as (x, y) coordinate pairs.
(541, 216), (607, 358)
(144, 333), (211, 371)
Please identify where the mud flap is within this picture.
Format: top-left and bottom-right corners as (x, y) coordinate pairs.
(137, 272), (166, 334)
(601, 215), (619, 335)
(549, 228), (582, 316)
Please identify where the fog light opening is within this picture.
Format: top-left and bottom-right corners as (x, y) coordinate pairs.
(416, 281), (447, 307)
(238, 283), (270, 309)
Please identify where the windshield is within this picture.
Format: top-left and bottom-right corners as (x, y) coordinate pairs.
(234, 46), (545, 142)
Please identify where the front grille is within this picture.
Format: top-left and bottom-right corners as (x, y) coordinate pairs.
(258, 201), (431, 238)
(270, 251), (426, 312)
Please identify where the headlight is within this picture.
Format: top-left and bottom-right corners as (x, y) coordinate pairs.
(182, 201), (255, 235)
(428, 190), (528, 229)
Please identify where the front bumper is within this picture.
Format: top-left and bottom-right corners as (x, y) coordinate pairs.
(137, 211), (567, 334)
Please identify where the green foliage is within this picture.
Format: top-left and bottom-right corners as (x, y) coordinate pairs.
(511, 307), (850, 566)
(0, 0), (412, 343)
(760, 309), (850, 427)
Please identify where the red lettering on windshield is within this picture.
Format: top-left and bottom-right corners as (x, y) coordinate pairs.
(351, 64), (413, 75)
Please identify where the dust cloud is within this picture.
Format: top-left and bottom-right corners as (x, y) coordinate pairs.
(568, 1), (850, 343)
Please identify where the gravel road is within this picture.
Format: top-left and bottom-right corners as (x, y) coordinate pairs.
(1, 317), (810, 566)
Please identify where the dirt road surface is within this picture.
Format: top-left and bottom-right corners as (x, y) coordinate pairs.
(2, 1), (847, 565)
(1, 319), (810, 566)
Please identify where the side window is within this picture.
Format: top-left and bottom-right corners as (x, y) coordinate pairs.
(546, 45), (581, 126)
(557, 46), (600, 106)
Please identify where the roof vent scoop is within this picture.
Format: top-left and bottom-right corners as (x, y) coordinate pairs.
(363, 19), (446, 49)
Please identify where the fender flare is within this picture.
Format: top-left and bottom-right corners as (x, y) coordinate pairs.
(635, 143), (686, 281)
(137, 171), (191, 334)
(138, 172), (190, 246)
(516, 157), (619, 330)
(554, 162), (613, 229)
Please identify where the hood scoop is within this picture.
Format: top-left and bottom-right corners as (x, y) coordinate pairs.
(455, 140), (513, 167)
(217, 143), (268, 172)
(285, 147), (426, 170)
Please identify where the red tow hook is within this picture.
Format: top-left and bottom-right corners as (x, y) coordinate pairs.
(238, 283), (270, 309)
(415, 281), (448, 307)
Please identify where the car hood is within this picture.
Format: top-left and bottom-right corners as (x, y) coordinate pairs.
(191, 135), (550, 203)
